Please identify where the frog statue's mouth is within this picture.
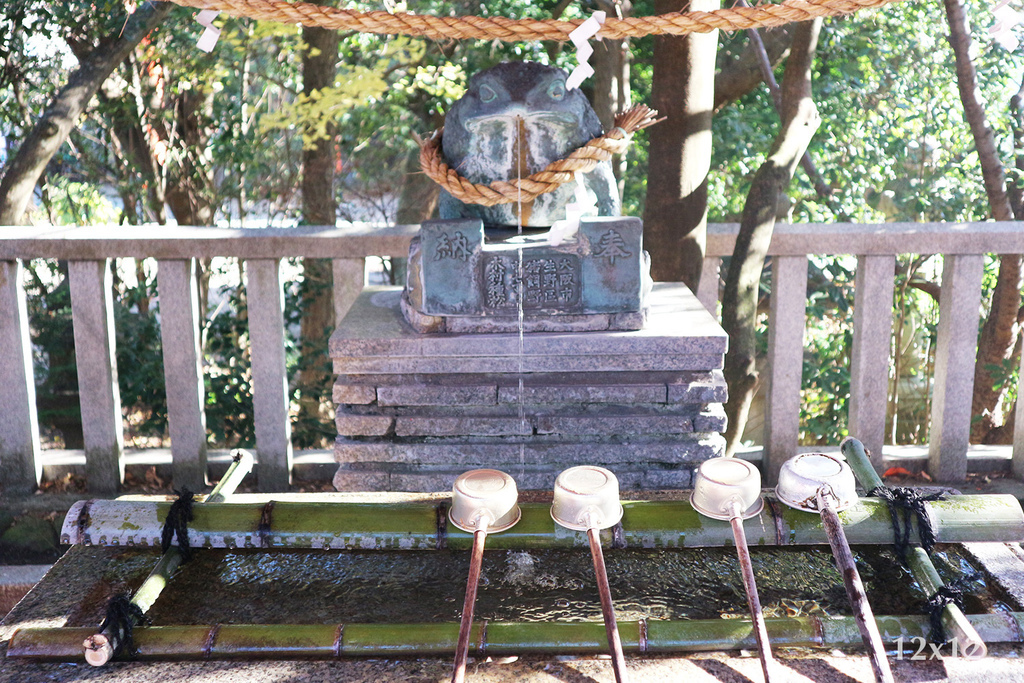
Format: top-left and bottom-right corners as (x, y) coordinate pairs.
(462, 108), (579, 135)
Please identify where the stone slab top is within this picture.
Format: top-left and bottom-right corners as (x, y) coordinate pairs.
(330, 283), (726, 362)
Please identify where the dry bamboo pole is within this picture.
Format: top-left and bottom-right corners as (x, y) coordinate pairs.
(11, 613), (1024, 661)
(588, 527), (629, 683)
(59, 495), (1024, 550)
(452, 524), (487, 683)
(841, 437), (988, 657)
(82, 450), (254, 666)
(727, 501), (778, 683)
(816, 489), (894, 683)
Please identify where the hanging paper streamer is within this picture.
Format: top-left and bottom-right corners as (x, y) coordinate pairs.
(990, 0), (1021, 51)
(196, 9), (221, 52)
(548, 173), (598, 247)
(566, 11), (606, 91)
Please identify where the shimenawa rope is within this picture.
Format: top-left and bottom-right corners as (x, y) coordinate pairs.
(163, 0), (907, 41)
(420, 104), (659, 206)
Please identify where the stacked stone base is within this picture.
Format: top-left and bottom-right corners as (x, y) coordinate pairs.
(331, 284), (728, 492)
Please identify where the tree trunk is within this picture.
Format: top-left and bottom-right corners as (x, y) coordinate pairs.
(642, 0), (720, 291)
(296, 19), (340, 446)
(0, 2), (173, 226)
(722, 19), (822, 456)
(944, 0), (1024, 442)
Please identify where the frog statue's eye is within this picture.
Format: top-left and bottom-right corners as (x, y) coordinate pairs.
(479, 84), (497, 103)
(547, 80), (566, 101)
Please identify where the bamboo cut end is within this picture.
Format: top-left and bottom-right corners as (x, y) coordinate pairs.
(83, 634), (113, 667)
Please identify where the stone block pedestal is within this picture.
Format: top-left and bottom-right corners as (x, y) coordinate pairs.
(330, 283), (728, 491)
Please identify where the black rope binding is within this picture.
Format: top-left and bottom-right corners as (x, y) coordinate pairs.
(926, 572), (983, 644)
(99, 594), (150, 659)
(161, 487), (195, 562)
(869, 485), (945, 564)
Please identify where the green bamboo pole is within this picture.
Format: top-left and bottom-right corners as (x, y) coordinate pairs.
(83, 450), (255, 666)
(60, 494), (1024, 551)
(10, 613), (1024, 661)
(841, 437), (988, 658)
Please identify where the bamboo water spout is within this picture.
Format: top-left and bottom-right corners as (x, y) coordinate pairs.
(82, 450), (254, 666)
(841, 437), (988, 658)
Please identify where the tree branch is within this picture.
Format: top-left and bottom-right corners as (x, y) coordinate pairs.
(714, 27), (791, 113)
(734, 0), (832, 201)
(0, 2), (173, 226)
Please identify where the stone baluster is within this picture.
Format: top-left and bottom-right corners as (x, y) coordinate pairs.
(763, 255), (808, 484)
(696, 256), (720, 314)
(157, 259), (208, 491)
(0, 260), (41, 494)
(68, 260), (124, 494)
(848, 254), (896, 471)
(929, 254), (984, 482)
(246, 259), (292, 491)
(333, 257), (365, 324)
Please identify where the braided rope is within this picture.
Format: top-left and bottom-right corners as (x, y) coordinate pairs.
(420, 105), (658, 206)
(165, 0), (906, 41)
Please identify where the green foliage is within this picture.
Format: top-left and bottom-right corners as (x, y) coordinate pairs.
(800, 257), (855, 445)
(203, 267), (257, 448)
(114, 270), (168, 444)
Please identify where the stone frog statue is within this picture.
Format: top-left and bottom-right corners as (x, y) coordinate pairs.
(439, 61), (620, 229)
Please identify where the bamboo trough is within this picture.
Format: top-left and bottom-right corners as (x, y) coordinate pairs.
(60, 495), (1024, 551)
(10, 613), (1024, 661)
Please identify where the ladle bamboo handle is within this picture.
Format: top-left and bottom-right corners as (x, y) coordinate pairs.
(452, 523), (488, 683)
(588, 526), (629, 683)
(817, 490), (895, 683)
(728, 502), (778, 683)
(83, 450), (255, 667)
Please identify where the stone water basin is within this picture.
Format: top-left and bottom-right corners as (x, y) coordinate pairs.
(51, 545), (999, 627)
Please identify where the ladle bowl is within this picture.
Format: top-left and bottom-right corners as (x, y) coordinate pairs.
(690, 457), (764, 521)
(449, 469), (521, 533)
(551, 466), (624, 531)
(775, 452), (858, 512)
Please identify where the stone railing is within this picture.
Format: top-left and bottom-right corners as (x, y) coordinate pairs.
(698, 221), (1024, 483)
(0, 224), (417, 495)
(0, 221), (1020, 493)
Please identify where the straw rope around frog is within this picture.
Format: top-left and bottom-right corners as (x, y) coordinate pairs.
(419, 105), (659, 207)
(164, 0), (907, 41)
